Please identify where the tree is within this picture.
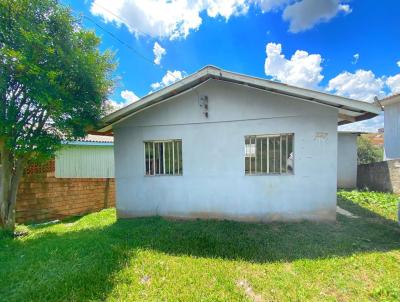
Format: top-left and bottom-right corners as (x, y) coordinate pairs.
(357, 135), (383, 165)
(0, 0), (115, 233)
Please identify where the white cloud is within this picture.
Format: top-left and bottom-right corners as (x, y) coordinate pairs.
(153, 42), (166, 65)
(90, 0), (248, 40)
(254, 0), (291, 12)
(103, 99), (124, 114)
(387, 74), (400, 94)
(327, 70), (385, 102)
(264, 42), (323, 89)
(121, 89), (139, 103)
(151, 70), (185, 90)
(264, 42), (399, 103)
(91, 0), (351, 39)
(206, 0), (249, 19)
(90, 0), (203, 40)
(103, 90), (139, 114)
(352, 53), (359, 64)
(282, 0), (351, 33)
(397, 60), (400, 68)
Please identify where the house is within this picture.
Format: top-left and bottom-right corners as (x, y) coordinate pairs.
(381, 94), (400, 159)
(56, 134), (114, 178)
(98, 66), (380, 222)
(363, 132), (384, 148)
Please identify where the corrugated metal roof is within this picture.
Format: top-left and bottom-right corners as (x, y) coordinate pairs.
(75, 134), (114, 143)
(62, 134), (114, 146)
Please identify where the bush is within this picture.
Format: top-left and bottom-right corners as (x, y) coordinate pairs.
(357, 135), (383, 164)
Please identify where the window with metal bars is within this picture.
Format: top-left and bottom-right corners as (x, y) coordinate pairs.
(245, 134), (294, 175)
(144, 140), (182, 176)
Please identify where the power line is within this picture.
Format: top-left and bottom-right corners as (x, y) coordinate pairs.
(76, 9), (183, 84)
(91, 1), (148, 38)
(83, 15), (155, 66)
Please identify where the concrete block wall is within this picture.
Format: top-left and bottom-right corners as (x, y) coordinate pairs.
(357, 159), (400, 194)
(16, 171), (115, 223)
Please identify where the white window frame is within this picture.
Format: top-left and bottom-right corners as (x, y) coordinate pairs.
(144, 139), (182, 176)
(244, 133), (294, 175)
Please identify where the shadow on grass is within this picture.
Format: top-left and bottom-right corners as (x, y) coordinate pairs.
(1, 198), (399, 301)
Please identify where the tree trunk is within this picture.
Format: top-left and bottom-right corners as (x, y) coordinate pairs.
(0, 145), (25, 234)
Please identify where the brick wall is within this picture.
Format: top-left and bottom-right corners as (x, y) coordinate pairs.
(357, 159), (400, 194)
(16, 169), (115, 224)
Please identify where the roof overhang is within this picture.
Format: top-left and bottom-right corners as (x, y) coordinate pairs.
(97, 66), (382, 133)
(338, 130), (369, 136)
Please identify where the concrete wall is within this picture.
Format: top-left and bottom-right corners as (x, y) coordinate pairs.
(358, 159), (400, 194)
(384, 102), (400, 159)
(337, 133), (358, 188)
(114, 80), (339, 222)
(55, 145), (114, 178)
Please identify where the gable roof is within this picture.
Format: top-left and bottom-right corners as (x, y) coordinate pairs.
(97, 65), (381, 133)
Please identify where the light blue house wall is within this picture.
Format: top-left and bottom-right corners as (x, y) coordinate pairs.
(384, 101), (400, 159)
(113, 80), (338, 222)
(337, 132), (358, 188)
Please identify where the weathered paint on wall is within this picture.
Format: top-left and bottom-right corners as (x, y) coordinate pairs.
(114, 80), (338, 222)
(337, 133), (358, 188)
(384, 102), (400, 159)
(55, 145), (114, 178)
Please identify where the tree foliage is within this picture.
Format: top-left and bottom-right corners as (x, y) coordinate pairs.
(357, 135), (383, 165)
(0, 0), (115, 232)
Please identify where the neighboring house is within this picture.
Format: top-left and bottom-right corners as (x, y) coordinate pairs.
(337, 131), (360, 189)
(381, 94), (400, 159)
(98, 66), (380, 222)
(356, 95), (400, 194)
(363, 132), (384, 148)
(16, 135), (115, 223)
(56, 134), (114, 178)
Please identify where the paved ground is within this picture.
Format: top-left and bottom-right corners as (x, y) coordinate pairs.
(336, 206), (359, 218)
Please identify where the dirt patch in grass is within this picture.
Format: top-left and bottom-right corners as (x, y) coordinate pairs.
(237, 279), (264, 302)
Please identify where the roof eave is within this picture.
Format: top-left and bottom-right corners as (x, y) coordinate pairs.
(97, 65), (381, 132)
(338, 111), (379, 126)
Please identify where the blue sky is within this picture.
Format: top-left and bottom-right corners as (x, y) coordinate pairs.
(63, 0), (400, 131)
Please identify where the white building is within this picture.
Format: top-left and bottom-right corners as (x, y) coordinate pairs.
(381, 94), (400, 159)
(337, 131), (359, 189)
(98, 66), (380, 222)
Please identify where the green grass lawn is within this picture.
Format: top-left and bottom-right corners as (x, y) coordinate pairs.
(1, 191), (400, 301)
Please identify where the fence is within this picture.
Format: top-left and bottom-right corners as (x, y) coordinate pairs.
(16, 160), (115, 223)
(357, 159), (400, 194)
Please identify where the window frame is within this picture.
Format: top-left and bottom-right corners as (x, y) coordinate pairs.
(143, 139), (183, 176)
(244, 133), (294, 176)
